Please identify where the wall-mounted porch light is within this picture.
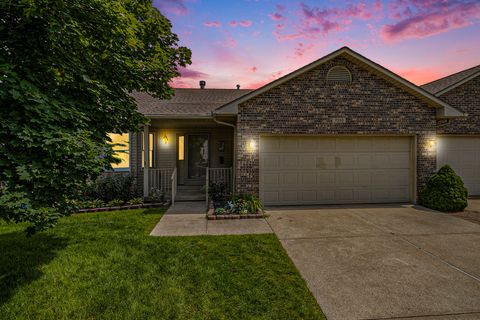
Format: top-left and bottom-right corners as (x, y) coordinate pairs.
(162, 134), (169, 145)
(426, 137), (436, 152)
(247, 139), (256, 152)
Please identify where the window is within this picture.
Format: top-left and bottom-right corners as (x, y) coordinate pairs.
(178, 136), (185, 161)
(109, 133), (130, 170)
(327, 66), (352, 83)
(142, 132), (155, 168)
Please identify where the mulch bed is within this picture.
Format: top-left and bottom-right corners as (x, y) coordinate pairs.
(75, 202), (169, 214)
(449, 210), (480, 225)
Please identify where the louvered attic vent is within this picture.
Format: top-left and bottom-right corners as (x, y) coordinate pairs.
(326, 66), (352, 83)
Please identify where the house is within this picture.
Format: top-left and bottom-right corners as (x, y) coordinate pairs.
(113, 47), (479, 206)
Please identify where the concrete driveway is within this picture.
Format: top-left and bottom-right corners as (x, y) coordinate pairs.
(266, 204), (480, 320)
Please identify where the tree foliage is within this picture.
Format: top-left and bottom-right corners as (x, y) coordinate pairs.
(0, 0), (191, 234)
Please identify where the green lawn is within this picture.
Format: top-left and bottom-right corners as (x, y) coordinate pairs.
(0, 208), (324, 320)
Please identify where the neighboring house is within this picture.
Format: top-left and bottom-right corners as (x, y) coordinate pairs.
(114, 47), (478, 206)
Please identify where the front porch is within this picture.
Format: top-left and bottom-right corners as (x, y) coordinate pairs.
(132, 118), (235, 204)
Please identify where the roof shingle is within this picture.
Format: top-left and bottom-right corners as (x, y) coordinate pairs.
(132, 89), (252, 117)
(421, 65), (480, 95)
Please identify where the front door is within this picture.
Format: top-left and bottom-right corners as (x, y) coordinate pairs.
(187, 134), (209, 184)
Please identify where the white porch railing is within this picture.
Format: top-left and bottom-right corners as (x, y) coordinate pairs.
(148, 168), (174, 197)
(206, 167), (233, 204)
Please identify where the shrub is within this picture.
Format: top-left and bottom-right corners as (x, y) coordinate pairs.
(127, 197), (144, 205)
(420, 165), (468, 212)
(149, 188), (165, 202)
(95, 174), (135, 202)
(107, 199), (124, 207)
(85, 199), (105, 209)
(208, 181), (228, 202)
(214, 207), (226, 215)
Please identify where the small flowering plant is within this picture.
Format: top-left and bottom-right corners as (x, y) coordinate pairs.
(213, 194), (263, 215)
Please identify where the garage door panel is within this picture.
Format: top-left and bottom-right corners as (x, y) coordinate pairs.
(335, 172), (355, 186)
(262, 173), (280, 186)
(282, 155), (299, 168)
(299, 155), (316, 168)
(317, 172), (336, 186)
(260, 136), (412, 205)
(316, 155), (335, 169)
(262, 155), (280, 169)
(283, 172), (298, 185)
(317, 138), (336, 150)
(389, 153), (410, 168)
(263, 191), (279, 203)
(260, 137), (280, 152)
(301, 173), (317, 185)
(336, 189), (354, 201)
(438, 136), (480, 196)
(335, 155), (356, 169)
(280, 138), (299, 152)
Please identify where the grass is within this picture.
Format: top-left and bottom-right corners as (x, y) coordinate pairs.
(0, 208), (325, 320)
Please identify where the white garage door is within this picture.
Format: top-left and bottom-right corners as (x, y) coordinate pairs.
(437, 136), (480, 196)
(259, 136), (412, 205)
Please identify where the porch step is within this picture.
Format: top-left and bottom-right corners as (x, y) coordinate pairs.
(176, 186), (205, 201)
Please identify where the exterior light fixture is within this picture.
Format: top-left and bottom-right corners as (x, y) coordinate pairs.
(426, 137), (436, 152)
(162, 134), (169, 145)
(248, 139), (256, 152)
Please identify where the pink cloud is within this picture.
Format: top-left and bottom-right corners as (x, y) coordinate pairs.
(273, 1), (382, 41)
(269, 4), (286, 21)
(177, 66), (208, 79)
(229, 20), (253, 27)
(269, 13), (284, 21)
(249, 66), (258, 72)
(294, 42), (315, 57)
(382, 1), (480, 42)
(204, 21), (221, 27)
(223, 32), (237, 48)
(239, 20), (253, 27)
(170, 66), (209, 88)
(154, 0), (188, 16)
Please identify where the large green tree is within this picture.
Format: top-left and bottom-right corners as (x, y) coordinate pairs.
(0, 0), (191, 234)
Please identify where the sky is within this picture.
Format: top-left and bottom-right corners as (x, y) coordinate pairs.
(155, 0), (480, 89)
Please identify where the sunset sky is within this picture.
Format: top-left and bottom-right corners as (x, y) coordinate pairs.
(155, 0), (480, 89)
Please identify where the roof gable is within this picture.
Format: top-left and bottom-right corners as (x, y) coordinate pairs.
(215, 47), (464, 119)
(421, 65), (480, 96)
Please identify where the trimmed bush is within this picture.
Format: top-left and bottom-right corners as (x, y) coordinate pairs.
(95, 174), (136, 202)
(420, 165), (468, 212)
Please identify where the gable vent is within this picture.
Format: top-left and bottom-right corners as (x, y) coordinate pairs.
(327, 66), (352, 83)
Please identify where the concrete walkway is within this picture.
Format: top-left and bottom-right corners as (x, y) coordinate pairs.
(150, 201), (272, 236)
(266, 204), (480, 320)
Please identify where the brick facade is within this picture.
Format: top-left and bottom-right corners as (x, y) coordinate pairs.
(235, 56), (438, 200)
(436, 75), (480, 135)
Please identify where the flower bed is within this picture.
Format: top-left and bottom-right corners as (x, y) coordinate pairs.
(206, 189), (265, 220)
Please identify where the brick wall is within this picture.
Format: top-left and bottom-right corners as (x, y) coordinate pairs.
(236, 56), (438, 200)
(436, 75), (480, 134)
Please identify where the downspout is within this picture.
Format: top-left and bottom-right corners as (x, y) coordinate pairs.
(212, 113), (237, 195)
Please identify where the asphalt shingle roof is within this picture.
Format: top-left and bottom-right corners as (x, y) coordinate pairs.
(132, 89), (252, 117)
(421, 65), (480, 95)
